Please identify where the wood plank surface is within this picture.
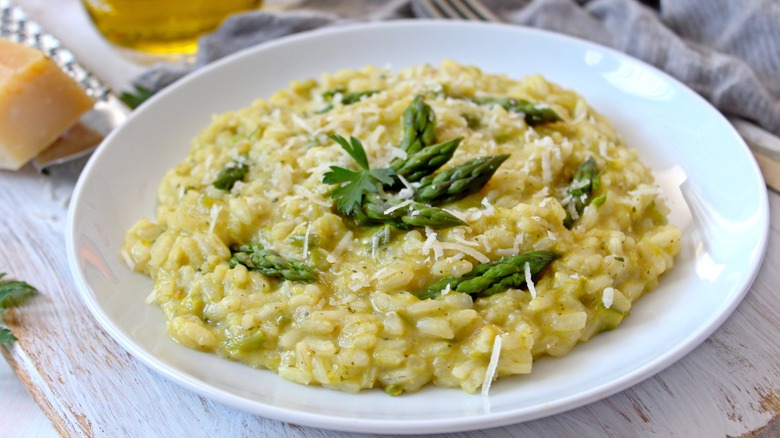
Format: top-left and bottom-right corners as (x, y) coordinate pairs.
(1, 0), (779, 436)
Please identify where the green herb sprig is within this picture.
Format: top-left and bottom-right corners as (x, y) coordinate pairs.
(119, 85), (155, 109)
(0, 273), (38, 343)
(322, 135), (396, 215)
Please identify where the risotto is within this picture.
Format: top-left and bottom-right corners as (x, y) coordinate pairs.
(122, 61), (681, 395)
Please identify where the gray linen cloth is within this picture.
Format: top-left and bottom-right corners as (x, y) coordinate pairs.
(136, 0), (780, 142)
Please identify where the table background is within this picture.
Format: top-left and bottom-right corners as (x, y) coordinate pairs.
(2, 0), (779, 437)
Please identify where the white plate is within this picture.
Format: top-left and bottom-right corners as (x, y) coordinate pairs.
(67, 21), (769, 434)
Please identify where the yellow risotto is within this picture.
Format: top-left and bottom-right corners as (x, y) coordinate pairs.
(122, 61), (681, 394)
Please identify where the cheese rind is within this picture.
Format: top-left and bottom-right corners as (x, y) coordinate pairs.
(0, 40), (94, 170)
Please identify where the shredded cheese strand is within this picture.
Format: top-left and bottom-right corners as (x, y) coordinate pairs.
(438, 242), (490, 263)
(303, 221), (312, 260)
(524, 261), (537, 299)
(208, 205), (222, 234)
(481, 334), (503, 396)
(326, 231), (353, 263)
(294, 186), (331, 207)
(383, 199), (413, 215)
(602, 287), (615, 309)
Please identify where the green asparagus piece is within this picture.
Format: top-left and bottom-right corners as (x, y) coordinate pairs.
(390, 137), (462, 183)
(397, 95), (437, 155)
(562, 156), (600, 229)
(213, 161), (249, 190)
(355, 194), (466, 230)
(229, 244), (316, 283)
(319, 88), (381, 113)
(224, 331), (267, 354)
(473, 96), (561, 126)
(416, 251), (560, 300)
(413, 155), (510, 206)
(386, 96), (457, 188)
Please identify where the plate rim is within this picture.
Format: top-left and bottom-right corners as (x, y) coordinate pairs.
(66, 19), (771, 434)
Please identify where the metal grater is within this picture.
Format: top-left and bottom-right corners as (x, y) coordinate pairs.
(0, 0), (130, 170)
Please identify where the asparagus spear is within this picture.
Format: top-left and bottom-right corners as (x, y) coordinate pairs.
(319, 89), (382, 113)
(386, 96), (458, 189)
(562, 156), (600, 229)
(213, 161), (249, 190)
(390, 137), (462, 182)
(413, 154), (510, 206)
(416, 251), (560, 300)
(473, 96), (561, 126)
(356, 194), (466, 230)
(229, 244), (316, 283)
(397, 95), (437, 155)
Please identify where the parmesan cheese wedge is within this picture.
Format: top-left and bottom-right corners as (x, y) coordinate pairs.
(0, 40), (94, 170)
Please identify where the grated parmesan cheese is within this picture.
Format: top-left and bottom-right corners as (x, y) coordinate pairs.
(481, 334), (503, 396)
(629, 186), (662, 197)
(443, 208), (469, 223)
(600, 139), (620, 161)
(121, 249), (135, 271)
(524, 127), (539, 142)
(476, 234), (492, 252)
(495, 233), (524, 257)
(468, 210), (483, 222)
(326, 231), (353, 263)
(294, 185), (331, 207)
(539, 136), (555, 184)
(421, 227), (443, 259)
(383, 199), (413, 215)
(393, 174), (415, 200)
(481, 197), (495, 216)
(291, 113), (313, 133)
(572, 108), (588, 124)
(370, 234), (380, 259)
(524, 261), (537, 299)
(388, 146), (407, 160)
(547, 230), (557, 241)
(441, 283), (452, 296)
(602, 287), (615, 309)
(438, 242), (490, 263)
(452, 232), (479, 247)
(350, 271), (369, 291)
(302, 221), (312, 260)
(208, 205), (222, 234)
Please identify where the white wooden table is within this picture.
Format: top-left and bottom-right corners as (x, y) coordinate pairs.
(2, 1), (779, 436)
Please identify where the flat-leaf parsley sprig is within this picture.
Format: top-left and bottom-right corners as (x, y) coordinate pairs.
(322, 134), (396, 215)
(0, 273), (38, 344)
(323, 135), (465, 230)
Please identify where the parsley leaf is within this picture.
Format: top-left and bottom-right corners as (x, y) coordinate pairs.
(0, 273), (37, 309)
(119, 85), (155, 109)
(323, 135), (395, 215)
(0, 328), (15, 343)
(0, 273), (38, 344)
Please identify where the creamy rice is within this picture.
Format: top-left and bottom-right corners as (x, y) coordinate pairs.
(122, 61), (681, 394)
